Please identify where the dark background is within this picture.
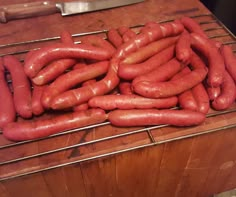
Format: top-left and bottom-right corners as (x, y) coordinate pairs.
(200, 0), (236, 35)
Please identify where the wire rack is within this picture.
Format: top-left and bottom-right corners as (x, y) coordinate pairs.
(0, 13), (236, 182)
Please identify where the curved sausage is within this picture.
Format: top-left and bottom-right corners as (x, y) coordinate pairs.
(180, 16), (208, 38)
(175, 31), (192, 64)
(32, 59), (77, 85)
(114, 21), (184, 59)
(190, 33), (225, 87)
(31, 30), (76, 85)
(3, 55), (32, 118)
(133, 66), (207, 98)
(107, 28), (123, 48)
(80, 35), (116, 55)
(192, 82), (210, 114)
(178, 90), (198, 111)
(118, 45), (175, 80)
(24, 43), (113, 78)
(3, 109), (107, 141)
(212, 70), (236, 110)
(132, 58), (184, 85)
(41, 61), (109, 108)
(32, 84), (46, 116)
(121, 36), (178, 64)
(220, 45), (236, 82)
(50, 58), (120, 110)
(0, 57), (16, 129)
(133, 52), (208, 98)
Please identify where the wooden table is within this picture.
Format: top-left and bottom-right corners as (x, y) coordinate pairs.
(0, 0), (236, 196)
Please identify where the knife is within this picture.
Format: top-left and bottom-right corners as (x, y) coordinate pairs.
(0, 0), (144, 23)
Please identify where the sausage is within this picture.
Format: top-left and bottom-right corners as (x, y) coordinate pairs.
(108, 109), (206, 127)
(0, 57), (16, 129)
(73, 103), (89, 112)
(118, 26), (130, 35)
(114, 21), (184, 59)
(3, 55), (32, 118)
(220, 45), (236, 82)
(175, 66), (198, 111)
(31, 30), (77, 85)
(205, 85), (221, 101)
(107, 28), (123, 48)
(72, 79), (97, 112)
(50, 58), (120, 110)
(121, 28), (137, 43)
(31, 84), (46, 116)
(132, 58), (184, 85)
(180, 16), (208, 38)
(132, 54), (208, 98)
(80, 35), (116, 55)
(60, 30), (74, 44)
(121, 36), (179, 64)
(192, 82), (210, 114)
(41, 60), (109, 108)
(119, 81), (134, 95)
(118, 45), (175, 80)
(175, 31), (192, 64)
(88, 94), (178, 110)
(24, 43), (113, 78)
(3, 108), (107, 141)
(212, 70), (236, 110)
(32, 59), (77, 85)
(178, 90), (198, 111)
(190, 33), (225, 87)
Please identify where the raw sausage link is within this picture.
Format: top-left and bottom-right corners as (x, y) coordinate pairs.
(80, 35), (116, 55)
(32, 84), (46, 116)
(180, 16), (208, 38)
(132, 58), (184, 85)
(3, 55), (32, 118)
(121, 36), (178, 64)
(88, 94), (178, 110)
(0, 57), (16, 129)
(114, 21), (184, 59)
(41, 61), (109, 108)
(3, 109), (107, 141)
(108, 109), (206, 127)
(118, 45), (175, 80)
(220, 45), (236, 82)
(50, 58), (120, 110)
(175, 31), (192, 64)
(179, 90), (198, 111)
(133, 53), (208, 98)
(205, 85), (221, 101)
(192, 82), (210, 114)
(32, 59), (77, 85)
(107, 28), (123, 48)
(24, 43), (113, 78)
(176, 67), (198, 111)
(212, 70), (236, 110)
(190, 33), (225, 87)
(32, 30), (76, 85)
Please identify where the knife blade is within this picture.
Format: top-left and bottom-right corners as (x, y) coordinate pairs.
(0, 0), (144, 23)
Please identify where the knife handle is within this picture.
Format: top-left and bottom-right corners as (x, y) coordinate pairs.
(0, 1), (59, 23)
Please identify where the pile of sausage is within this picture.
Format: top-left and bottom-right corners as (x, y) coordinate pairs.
(1, 16), (236, 141)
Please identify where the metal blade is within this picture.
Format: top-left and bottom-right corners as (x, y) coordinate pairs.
(56, 0), (144, 16)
